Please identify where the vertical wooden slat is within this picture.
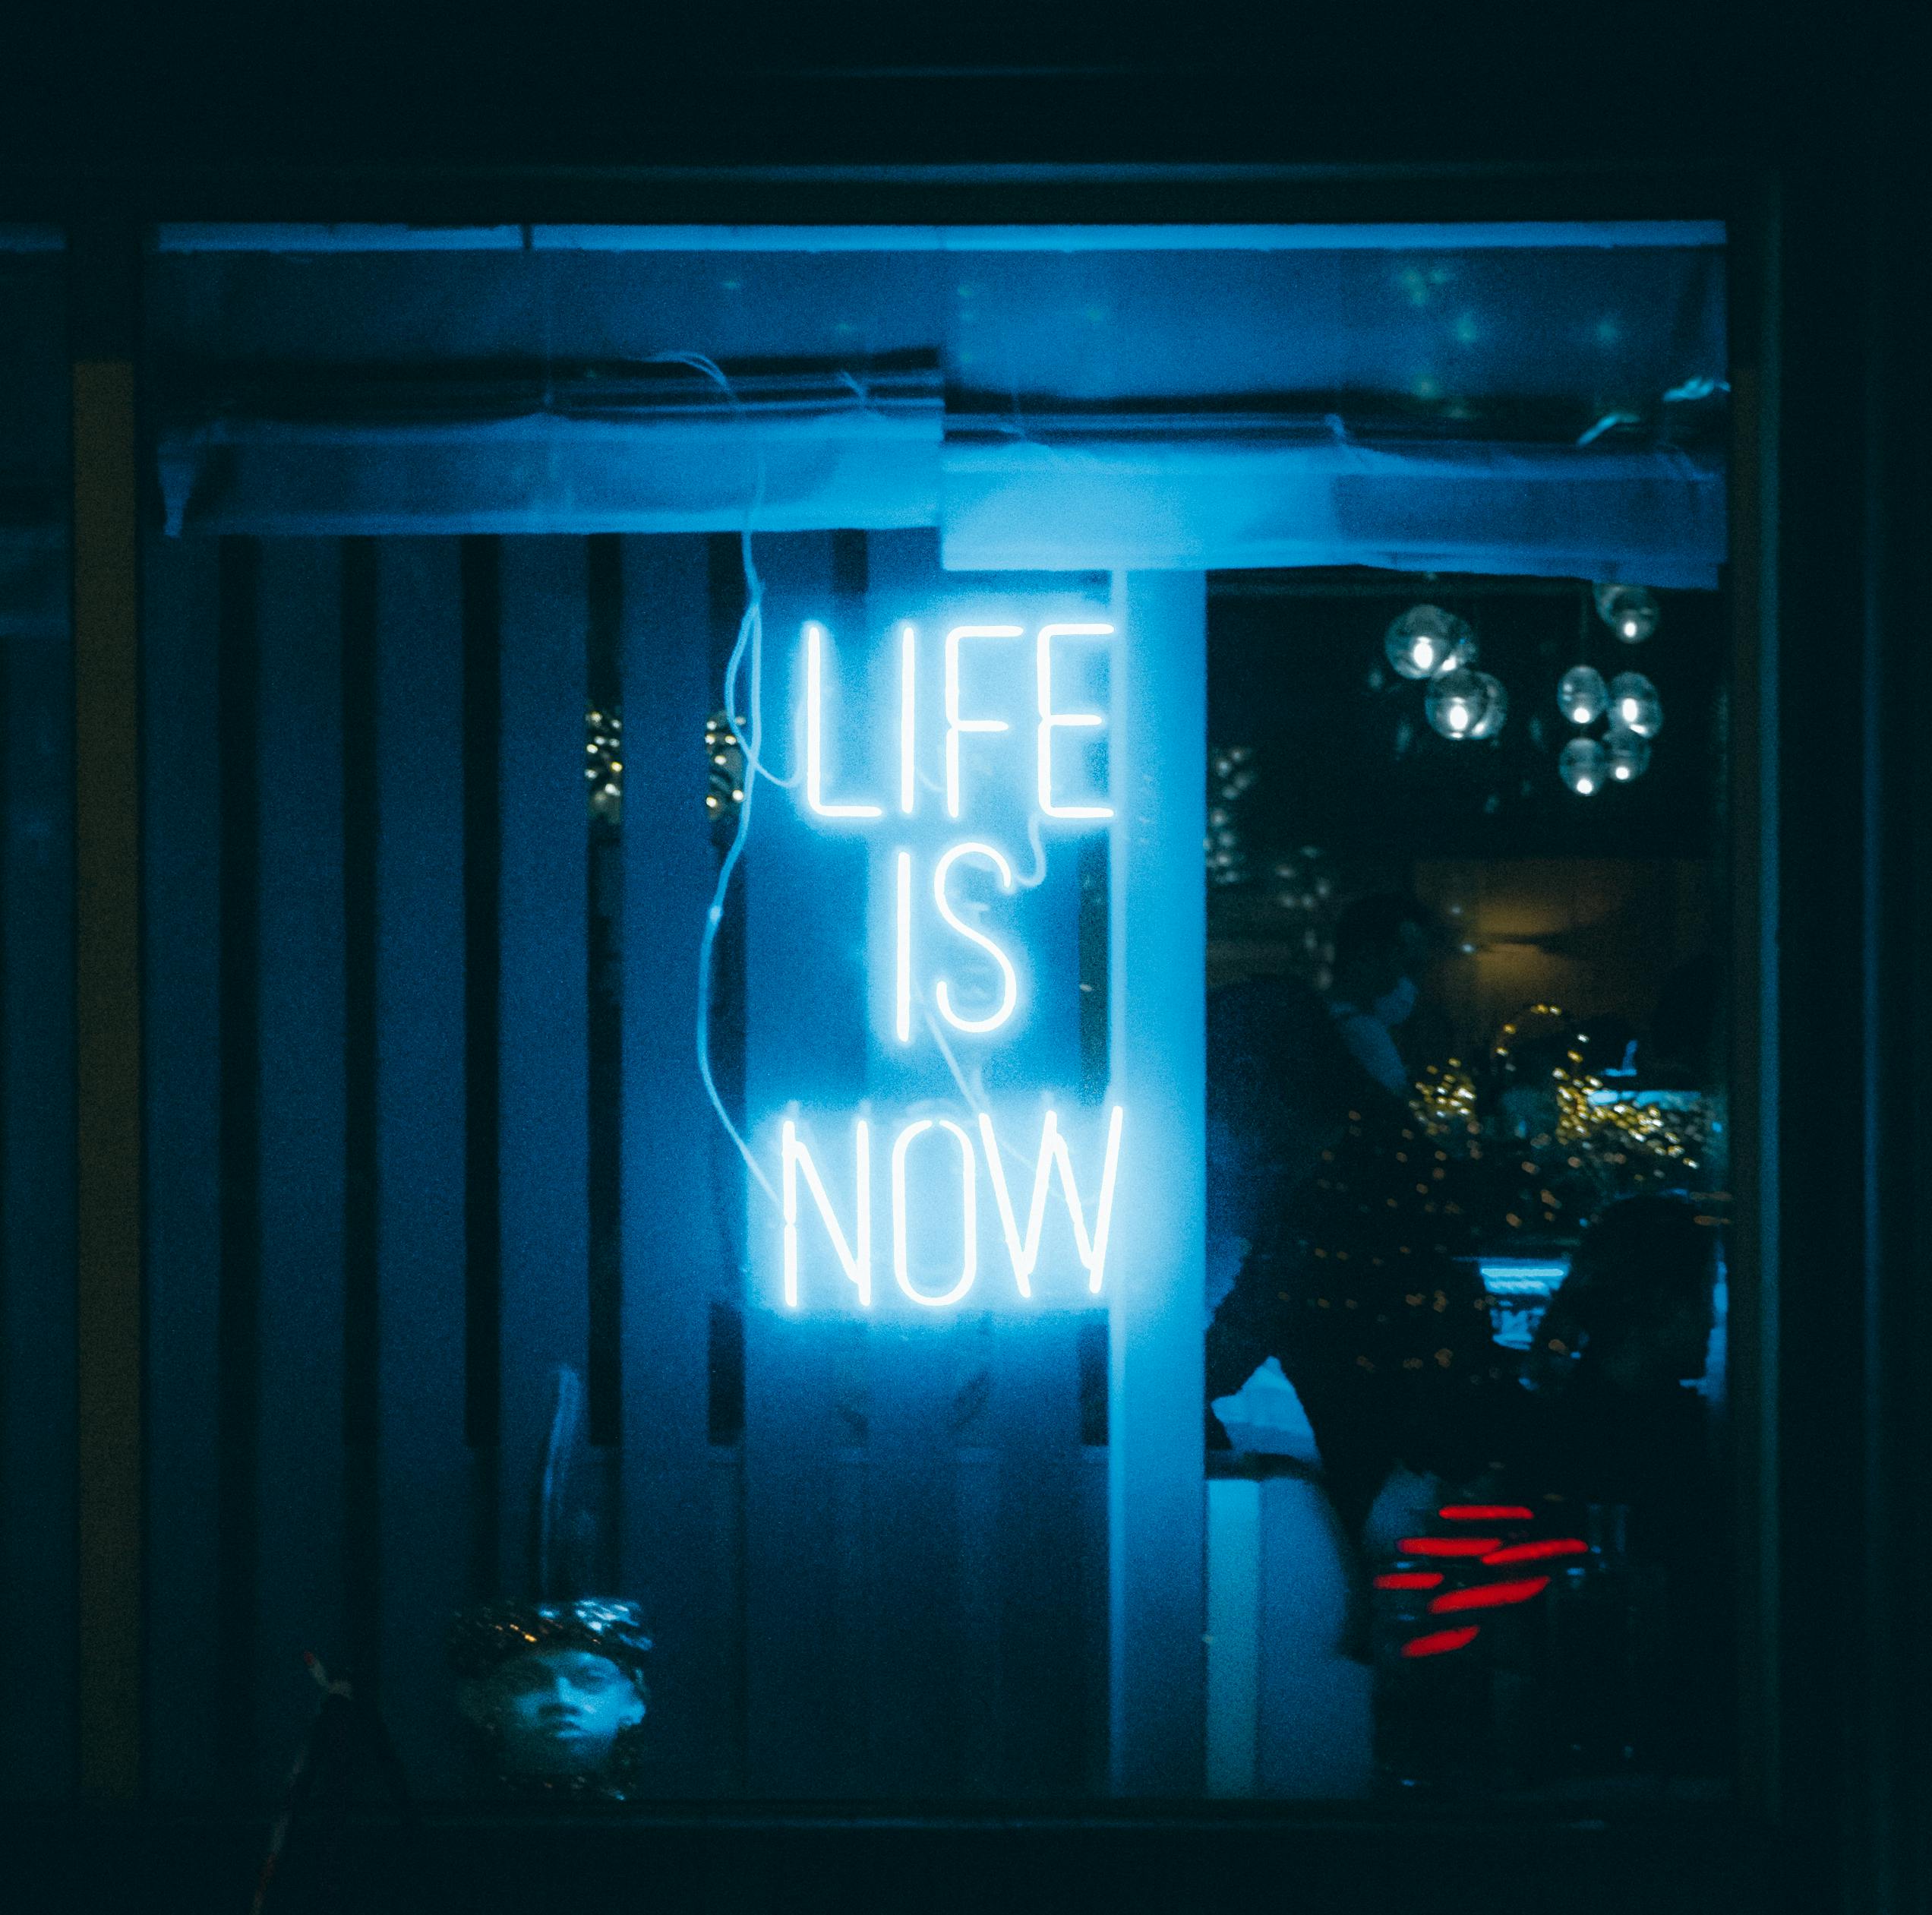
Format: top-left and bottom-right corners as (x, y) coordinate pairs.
(140, 536), (225, 1796)
(372, 539), (472, 1792)
(251, 539), (347, 1793)
(848, 530), (958, 1799)
(617, 533), (737, 1794)
(343, 541), (380, 1702)
(461, 537), (500, 1591)
(215, 536), (262, 1789)
(1079, 1444), (1110, 1792)
(495, 537), (589, 1596)
(986, 722), (1096, 1802)
(990, 1320), (1090, 1793)
(954, 1437), (1001, 1793)
(863, 1326), (963, 1796)
(72, 346), (142, 1803)
(740, 532), (872, 1796)
(866, 531), (1104, 1797)
(0, 602), (78, 1798)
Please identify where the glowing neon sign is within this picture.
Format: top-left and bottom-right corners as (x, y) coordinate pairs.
(759, 611), (1122, 1314)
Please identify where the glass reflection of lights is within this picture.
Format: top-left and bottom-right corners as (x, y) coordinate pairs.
(1466, 672), (1508, 739)
(1558, 737), (1606, 795)
(1606, 729), (1652, 782)
(1425, 665), (1493, 740)
(1558, 664), (1608, 726)
(1384, 604), (1473, 681)
(1594, 581), (1662, 644)
(1608, 670), (1663, 738)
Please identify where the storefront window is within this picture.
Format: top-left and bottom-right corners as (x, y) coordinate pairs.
(136, 220), (1731, 1804)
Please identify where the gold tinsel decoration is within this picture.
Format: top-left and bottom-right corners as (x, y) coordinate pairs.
(1552, 1066), (1710, 1175)
(1410, 1059), (1480, 1135)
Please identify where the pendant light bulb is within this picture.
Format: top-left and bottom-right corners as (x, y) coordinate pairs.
(1384, 605), (1478, 681)
(1608, 672), (1663, 738)
(1594, 583), (1661, 645)
(1558, 665), (1607, 727)
(1559, 738), (1607, 796)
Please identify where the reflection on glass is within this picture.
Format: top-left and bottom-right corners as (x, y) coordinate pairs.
(127, 220), (1732, 1809)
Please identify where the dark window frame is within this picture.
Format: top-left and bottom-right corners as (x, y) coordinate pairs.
(16, 153), (1902, 1914)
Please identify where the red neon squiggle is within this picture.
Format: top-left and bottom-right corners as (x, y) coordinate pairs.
(1397, 1537), (1501, 1557)
(1438, 1505), (1535, 1522)
(1481, 1537), (1589, 1565)
(1402, 1626), (1481, 1659)
(1374, 1572), (1445, 1591)
(1428, 1575), (1552, 1613)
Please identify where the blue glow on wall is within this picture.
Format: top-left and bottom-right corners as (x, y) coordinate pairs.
(749, 602), (1121, 1314)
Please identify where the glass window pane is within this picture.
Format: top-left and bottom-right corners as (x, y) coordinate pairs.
(140, 219), (1732, 1806)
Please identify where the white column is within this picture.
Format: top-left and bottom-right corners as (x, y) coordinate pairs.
(1106, 569), (1208, 1793)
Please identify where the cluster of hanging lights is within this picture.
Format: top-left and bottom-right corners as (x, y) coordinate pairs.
(1556, 585), (1663, 796)
(1384, 605), (1508, 742)
(1383, 585), (1664, 798)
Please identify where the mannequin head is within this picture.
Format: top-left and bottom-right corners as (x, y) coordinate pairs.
(450, 1601), (652, 1796)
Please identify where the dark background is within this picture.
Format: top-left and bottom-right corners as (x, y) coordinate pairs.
(0, 2), (1832, 173)
(1209, 580), (1725, 861)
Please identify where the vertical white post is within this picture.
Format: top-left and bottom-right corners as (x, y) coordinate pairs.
(1106, 570), (1208, 1793)
(1205, 1477), (1263, 1796)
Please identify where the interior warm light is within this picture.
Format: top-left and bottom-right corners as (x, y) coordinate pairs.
(1402, 1626), (1481, 1659)
(1481, 1537), (1588, 1565)
(1428, 1575), (1551, 1613)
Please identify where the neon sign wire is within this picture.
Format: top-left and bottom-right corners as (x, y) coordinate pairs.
(704, 579), (1126, 1305)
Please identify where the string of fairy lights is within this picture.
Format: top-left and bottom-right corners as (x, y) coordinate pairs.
(704, 710), (747, 829)
(586, 706), (623, 824)
(1406, 1003), (1714, 1231)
